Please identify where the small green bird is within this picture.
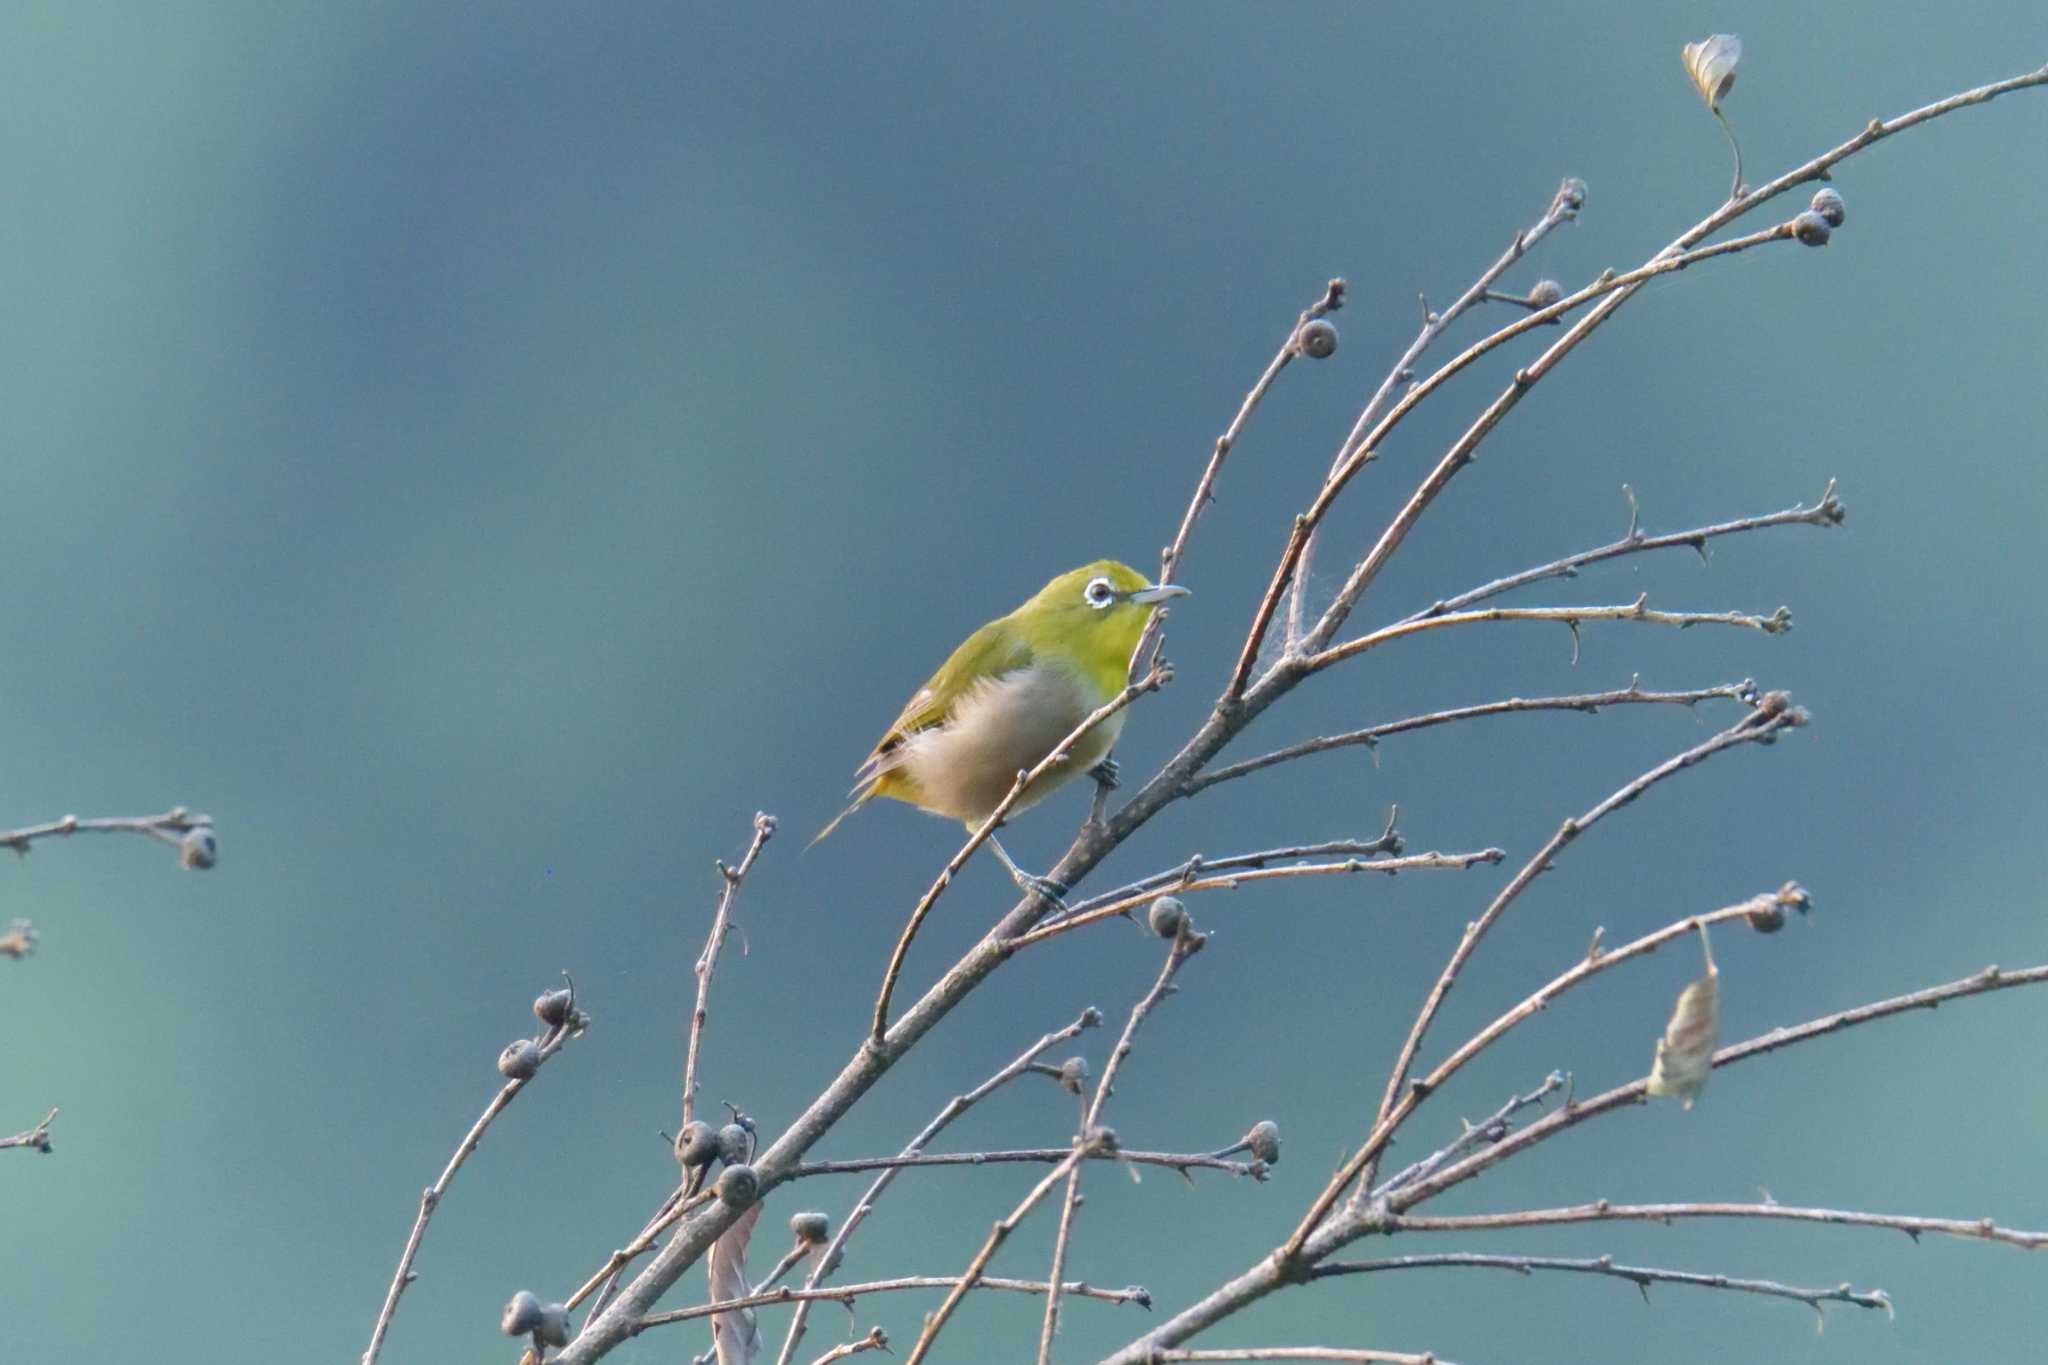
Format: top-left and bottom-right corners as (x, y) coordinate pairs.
(815, 560), (1189, 896)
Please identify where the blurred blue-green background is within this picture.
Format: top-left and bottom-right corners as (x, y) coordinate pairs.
(5, 5), (2043, 1362)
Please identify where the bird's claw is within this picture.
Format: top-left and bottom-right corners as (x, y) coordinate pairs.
(1012, 870), (1069, 911)
(1088, 757), (1121, 790)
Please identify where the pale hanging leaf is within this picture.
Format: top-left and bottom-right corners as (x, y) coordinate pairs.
(1646, 970), (1721, 1109)
(708, 1202), (763, 1365)
(1681, 34), (1742, 112)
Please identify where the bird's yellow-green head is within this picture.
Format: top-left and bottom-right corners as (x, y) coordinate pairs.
(1008, 560), (1189, 698)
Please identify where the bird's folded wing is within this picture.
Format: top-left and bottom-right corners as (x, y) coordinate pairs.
(850, 619), (1035, 795)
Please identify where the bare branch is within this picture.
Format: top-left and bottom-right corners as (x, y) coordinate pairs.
(1392, 962), (2048, 1210)
(1153, 1350), (1464, 1364)
(1188, 683), (1755, 797)
(903, 1131), (1116, 1365)
(361, 994), (587, 1365)
(1371, 1074), (1564, 1199)
(1008, 849), (1505, 951)
(1400, 484), (1844, 626)
(773, 1008), (1102, 1365)
(1389, 1203), (2047, 1250)
(1, 807), (216, 865)
(1041, 926), (1207, 1362)
(0, 1108), (58, 1154)
(1047, 827), (1406, 924)
(808, 1327), (889, 1363)
(873, 662), (1171, 1041)
(1307, 597), (1791, 675)
(684, 813), (778, 1130)
(1311, 1252), (1893, 1316)
(631, 1273), (1151, 1333)
(792, 1147), (1263, 1182)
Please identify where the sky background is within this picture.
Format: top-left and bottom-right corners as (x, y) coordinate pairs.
(4, 4), (2045, 1363)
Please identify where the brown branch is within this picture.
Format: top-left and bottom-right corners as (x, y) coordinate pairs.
(1153, 1350), (1463, 1364)
(808, 1327), (889, 1363)
(362, 995), (586, 1365)
(630, 1273), (1151, 1333)
(1369, 1074), (1564, 1199)
(902, 1131), (1116, 1365)
(1388, 1203), (2047, 1250)
(773, 1007), (1102, 1365)
(1283, 702), (1805, 1256)
(872, 663), (1171, 1041)
(1391, 962), (2048, 1211)
(1007, 849), (1504, 951)
(1398, 483), (1844, 626)
(1041, 925), (1207, 1362)
(1306, 596), (1791, 674)
(683, 813), (777, 1130)
(791, 1147), (1262, 1181)
(1310, 1252), (1893, 1317)
(1284, 178), (1585, 649)
(0, 1108), (58, 1153)
(1, 807), (216, 865)
(1046, 826), (1406, 924)
(1187, 682), (1755, 796)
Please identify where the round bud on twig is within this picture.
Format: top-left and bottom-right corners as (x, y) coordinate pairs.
(1296, 318), (1339, 360)
(717, 1122), (752, 1165)
(675, 1120), (719, 1169)
(1147, 896), (1186, 938)
(716, 1162), (759, 1207)
(1526, 279), (1563, 309)
(178, 827), (218, 870)
(497, 1039), (542, 1080)
(1244, 1119), (1282, 1165)
(534, 1302), (572, 1348)
(790, 1210), (831, 1245)
(500, 1290), (544, 1336)
(533, 988), (574, 1028)
(1810, 187), (1846, 227)
(1058, 1056), (1090, 1095)
(1792, 211), (1832, 247)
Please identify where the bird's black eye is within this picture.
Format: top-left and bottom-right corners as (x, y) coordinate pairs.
(1083, 576), (1115, 609)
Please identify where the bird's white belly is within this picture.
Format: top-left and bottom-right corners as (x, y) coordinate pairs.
(901, 664), (1123, 825)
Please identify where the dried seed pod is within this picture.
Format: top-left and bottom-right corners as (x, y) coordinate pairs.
(790, 1210), (830, 1245)
(1058, 1056), (1090, 1095)
(1296, 318), (1339, 359)
(1244, 1119), (1282, 1165)
(500, 1290), (544, 1336)
(1792, 211), (1833, 247)
(1526, 279), (1563, 309)
(179, 827), (218, 870)
(1147, 896), (1186, 938)
(716, 1162), (759, 1207)
(674, 1119), (719, 1169)
(1810, 187), (1846, 227)
(717, 1122), (752, 1165)
(496, 1039), (542, 1081)
(534, 1302), (571, 1348)
(533, 988), (574, 1028)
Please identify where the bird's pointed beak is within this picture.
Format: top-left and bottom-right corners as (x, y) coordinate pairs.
(1129, 584), (1192, 605)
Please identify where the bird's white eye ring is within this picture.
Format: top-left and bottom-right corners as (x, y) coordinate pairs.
(1083, 576), (1115, 610)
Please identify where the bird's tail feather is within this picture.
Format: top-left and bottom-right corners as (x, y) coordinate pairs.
(808, 795), (868, 849)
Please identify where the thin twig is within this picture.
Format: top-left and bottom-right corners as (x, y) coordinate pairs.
(0, 1108), (58, 1153)
(791, 1147), (1263, 1181)
(631, 1273), (1151, 1333)
(872, 664), (1171, 1041)
(1008, 850), (1504, 951)
(1391, 962), (2048, 1211)
(902, 1132), (1116, 1365)
(1040, 926), (1208, 1363)
(0, 807), (214, 858)
(773, 1008), (1103, 1365)
(1152, 1350), (1463, 1364)
(1370, 1074), (1565, 1199)
(1397, 484), (1844, 626)
(1279, 704), (1803, 1253)
(1311, 1252), (1892, 1316)
(1307, 597), (1790, 674)
(1389, 1203), (2048, 1250)
(1285, 177), (1586, 649)
(807, 1327), (889, 1363)
(1188, 682), (1754, 796)
(361, 1002), (584, 1365)
(1044, 826), (1405, 926)
(684, 813), (777, 1130)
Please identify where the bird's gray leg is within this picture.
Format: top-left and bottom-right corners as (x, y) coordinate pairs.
(1087, 755), (1121, 790)
(988, 834), (1068, 909)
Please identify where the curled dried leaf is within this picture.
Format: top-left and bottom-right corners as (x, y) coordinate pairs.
(1681, 34), (1742, 112)
(1647, 969), (1720, 1110)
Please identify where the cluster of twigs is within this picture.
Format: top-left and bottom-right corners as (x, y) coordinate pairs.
(340, 57), (2048, 1365)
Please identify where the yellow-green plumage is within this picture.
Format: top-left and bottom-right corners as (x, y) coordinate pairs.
(815, 561), (1186, 843)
